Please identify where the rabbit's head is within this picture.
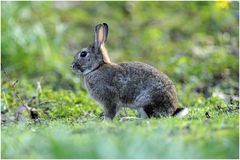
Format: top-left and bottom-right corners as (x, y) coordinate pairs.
(72, 23), (111, 75)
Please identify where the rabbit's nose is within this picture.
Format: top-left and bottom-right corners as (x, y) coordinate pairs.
(72, 62), (82, 70)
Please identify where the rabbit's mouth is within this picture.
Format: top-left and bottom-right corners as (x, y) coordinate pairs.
(72, 63), (84, 73)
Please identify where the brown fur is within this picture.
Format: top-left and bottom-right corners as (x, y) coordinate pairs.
(100, 44), (111, 64)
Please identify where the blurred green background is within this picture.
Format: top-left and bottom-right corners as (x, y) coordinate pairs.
(1, 1), (239, 159)
(2, 1), (238, 92)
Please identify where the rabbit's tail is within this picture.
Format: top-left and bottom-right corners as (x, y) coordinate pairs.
(172, 107), (189, 117)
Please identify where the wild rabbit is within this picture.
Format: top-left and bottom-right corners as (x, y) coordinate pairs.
(72, 23), (188, 121)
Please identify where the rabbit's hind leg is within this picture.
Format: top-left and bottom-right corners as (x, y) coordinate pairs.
(143, 104), (175, 117)
(142, 105), (161, 118)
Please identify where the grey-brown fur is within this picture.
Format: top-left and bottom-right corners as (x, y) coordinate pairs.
(72, 23), (182, 120)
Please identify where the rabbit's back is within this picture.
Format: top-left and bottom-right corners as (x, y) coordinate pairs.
(84, 62), (177, 116)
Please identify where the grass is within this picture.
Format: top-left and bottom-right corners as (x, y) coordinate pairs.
(1, 1), (239, 159)
(1, 112), (239, 158)
(1, 87), (239, 158)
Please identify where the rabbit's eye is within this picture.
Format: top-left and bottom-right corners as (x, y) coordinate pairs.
(80, 51), (87, 57)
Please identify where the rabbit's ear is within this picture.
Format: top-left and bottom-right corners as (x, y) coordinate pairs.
(94, 23), (111, 64)
(94, 23), (108, 48)
(102, 23), (108, 42)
